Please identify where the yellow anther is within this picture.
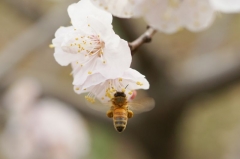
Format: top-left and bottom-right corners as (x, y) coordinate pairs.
(49, 44), (54, 48)
(136, 81), (143, 86)
(75, 38), (78, 40)
(75, 87), (79, 90)
(128, 91), (133, 95)
(88, 71), (92, 75)
(119, 78), (123, 82)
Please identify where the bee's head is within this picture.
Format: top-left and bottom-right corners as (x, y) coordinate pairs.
(114, 92), (126, 97)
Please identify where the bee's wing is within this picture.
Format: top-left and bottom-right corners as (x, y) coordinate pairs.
(128, 97), (155, 114)
(84, 99), (111, 113)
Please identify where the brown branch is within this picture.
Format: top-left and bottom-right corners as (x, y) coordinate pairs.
(128, 26), (157, 55)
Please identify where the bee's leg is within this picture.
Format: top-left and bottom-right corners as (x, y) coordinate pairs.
(127, 110), (133, 118)
(106, 110), (113, 118)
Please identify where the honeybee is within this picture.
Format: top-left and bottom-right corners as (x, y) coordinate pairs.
(87, 91), (155, 133)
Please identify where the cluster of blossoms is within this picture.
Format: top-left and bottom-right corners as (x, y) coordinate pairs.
(52, 0), (240, 104)
(52, 0), (149, 103)
(90, 0), (240, 33)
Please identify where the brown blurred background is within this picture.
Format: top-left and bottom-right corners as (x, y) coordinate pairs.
(1, 0), (240, 159)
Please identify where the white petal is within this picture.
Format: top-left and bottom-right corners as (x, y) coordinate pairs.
(181, 0), (216, 32)
(71, 61), (99, 86)
(80, 73), (106, 89)
(121, 68), (149, 90)
(72, 66), (106, 86)
(53, 48), (84, 66)
(143, 0), (183, 34)
(86, 17), (113, 40)
(55, 26), (74, 38)
(52, 26), (74, 47)
(97, 37), (132, 78)
(122, 68), (145, 79)
(210, 0), (240, 13)
(90, 0), (137, 18)
(68, 0), (112, 28)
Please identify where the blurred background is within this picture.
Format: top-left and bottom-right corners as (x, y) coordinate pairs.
(0, 0), (240, 159)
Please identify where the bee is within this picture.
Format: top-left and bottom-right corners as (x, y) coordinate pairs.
(87, 91), (155, 133)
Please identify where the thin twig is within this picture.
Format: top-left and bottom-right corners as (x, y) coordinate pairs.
(129, 26), (157, 55)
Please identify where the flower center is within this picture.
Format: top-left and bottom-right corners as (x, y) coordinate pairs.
(63, 33), (105, 58)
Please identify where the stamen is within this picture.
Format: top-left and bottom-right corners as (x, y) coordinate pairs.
(136, 81), (143, 86)
(49, 44), (54, 48)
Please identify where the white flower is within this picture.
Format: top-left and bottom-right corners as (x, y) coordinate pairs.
(143, 0), (216, 33)
(52, 0), (132, 85)
(73, 68), (149, 103)
(209, 0), (240, 13)
(91, 0), (216, 33)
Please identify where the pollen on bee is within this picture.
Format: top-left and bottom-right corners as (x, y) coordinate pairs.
(88, 71), (92, 75)
(49, 44), (54, 48)
(136, 81), (143, 86)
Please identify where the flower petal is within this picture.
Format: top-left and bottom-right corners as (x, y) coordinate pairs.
(181, 0), (215, 32)
(53, 48), (85, 66)
(68, 0), (112, 28)
(52, 26), (74, 47)
(97, 37), (132, 78)
(90, 0), (137, 18)
(210, 0), (240, 13)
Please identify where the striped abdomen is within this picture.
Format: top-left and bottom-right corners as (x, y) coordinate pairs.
(113, 108), (128, 133)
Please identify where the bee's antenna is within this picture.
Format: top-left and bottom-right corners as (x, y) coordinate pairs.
(125, 84), (129, 89)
